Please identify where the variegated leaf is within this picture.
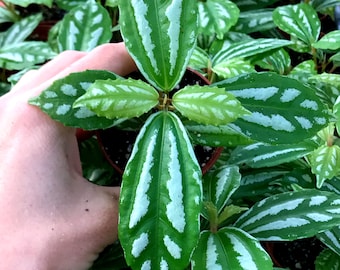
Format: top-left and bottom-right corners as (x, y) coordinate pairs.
(214, 72), (330, 144)
(0, 13), (42, 46)
(229, 140), (317, 168)
(74, 78), (159, 119)
(189, 47), (210, 71)
(318, 226), (340, 256)
(255, 48), (291, 75)
(315, 249), (340, 270)
(6, 0), (52, 7)
(119, 111), (202, 270)
(203, 165), (241, 216)
(0, 5), (18, 24)
(234, 190), (340, 240)
(198, 0), (239, 39)
(119, 0), (198, 91)
(233, 0), (280, 11)
(55, 0), (87, 10)
(309, 73), (340, 89)
(310, 145), (340, 188)
(29, 70), (122, 130)
(0, 41), (55, 70)
(172, 85), (250, 126)
(212, 58), (255, 79)
(212, 38), (292, 65)
(273, 3), (321, 48)
(184, 120), (253, 147)
(58, 0), (112, 52)
(313, 30), (340, 50)
(191, 228), (272, 270)
(233, 9), (275, 34)
(311, 0), (340, 12)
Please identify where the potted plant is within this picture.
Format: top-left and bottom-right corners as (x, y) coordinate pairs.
(21, 0), (340, 269)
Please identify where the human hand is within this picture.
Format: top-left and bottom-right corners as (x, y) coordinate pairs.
(0, 43), (136, 270)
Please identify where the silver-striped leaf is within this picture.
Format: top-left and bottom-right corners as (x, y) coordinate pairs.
(203, 165), (241, 216)
(233, 9), (275, 34)
(228, 140), (318, 168)
(198, 0), (239, 39)
(318, 226), (340, 256)
(232, 0), (280, 11)
(212, 58), (255, 79)
(172, 85), (250, 126)
(0, 13), (42, 46)
(212, 38), (292, 65)
(184, 120), (253, 147)
(255, 48), (291, 75)
(74, 78), (159, 119)
(234, 190), (340, 241)
(273, 3), (321, 49)
(119, 111), (202, 270)
(57, 0), (112, 52)
(311, 0), (340, 12)
(313, 30), (340, 50)
(309, 145), (340, 188)
(29, 70), (122, 130)
(0, 41), (55, 70)
(315, 249), (340, 270)
(118, 0), (198, 91)
(191, 228), (272, 270)
(55, 0), (87, 10)
(214, 72), (330, 144)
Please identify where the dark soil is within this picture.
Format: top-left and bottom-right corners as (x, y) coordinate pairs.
(264, 237), (325, 270)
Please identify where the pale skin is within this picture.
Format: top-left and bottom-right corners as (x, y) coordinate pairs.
(0, 43), (136, 269)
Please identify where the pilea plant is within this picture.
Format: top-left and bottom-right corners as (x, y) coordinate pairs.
(25, 0), (340, 269)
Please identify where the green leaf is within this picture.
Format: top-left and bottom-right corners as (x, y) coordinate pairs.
(310, 145), (340, 188)
(212, 38), (292, 65)
(234, 190), (340, 241)
(313, 30), (340, 50)
(191, 228), (272, 270)
(119, 0), (198, 91)
(232, 0), (280, 11)
(311, 0), (340, 12)
(315, 248), (340, 270)
(0, 6), (18, 24)
(74, 78), (159, 119)
(273, 3), (321, 48)
(172, 85), (250, 126)
(229, 141), (318, 168)
(232, 9), (275, 34)
(58, 0), (112, 52)
(0, 41), (55, 70)
(0, 13), (43, 46)
(212, 58), (255, 79)
(255, 49), (291, 75)
(184, 120), (253, 147)
(29, 70), (122, 130)
(119, 111), (202, 270)
(214, 72), (330, 144)
(203, 165), (241, 215)
(189, 47), (210, 71)
(198, 0), (239, 39)
(318, 226), (340, 256)
(6, 0), (52, 7)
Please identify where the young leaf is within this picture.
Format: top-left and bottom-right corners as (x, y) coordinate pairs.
(234, 190), (340, 241)
(198, 0), (239, 39)
(29, 70), (122, 130)
(203, 165), (241, 214)
(119, 111), (202, 270)
(0, 13), (43, 46)
(74, 78), (159, 119)
(119, 0), (198, 91)
(315, 249), (340, 270)
(0, 42), (55, 70)
(313, 30), (340, 50)
(191, 228), (272, 270)
(309, 145), (340, 188)
(214, 72), (330, 144)
(273, 3), (321, 49)
(255, 48), (291, 75)
(228, 140), (317, 168)
(212, 58), (255, 79)
(172, 85), (250, 126)
(58, 0), (112, 52)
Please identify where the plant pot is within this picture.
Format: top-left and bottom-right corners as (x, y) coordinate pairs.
(96, 68), (223, 175)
